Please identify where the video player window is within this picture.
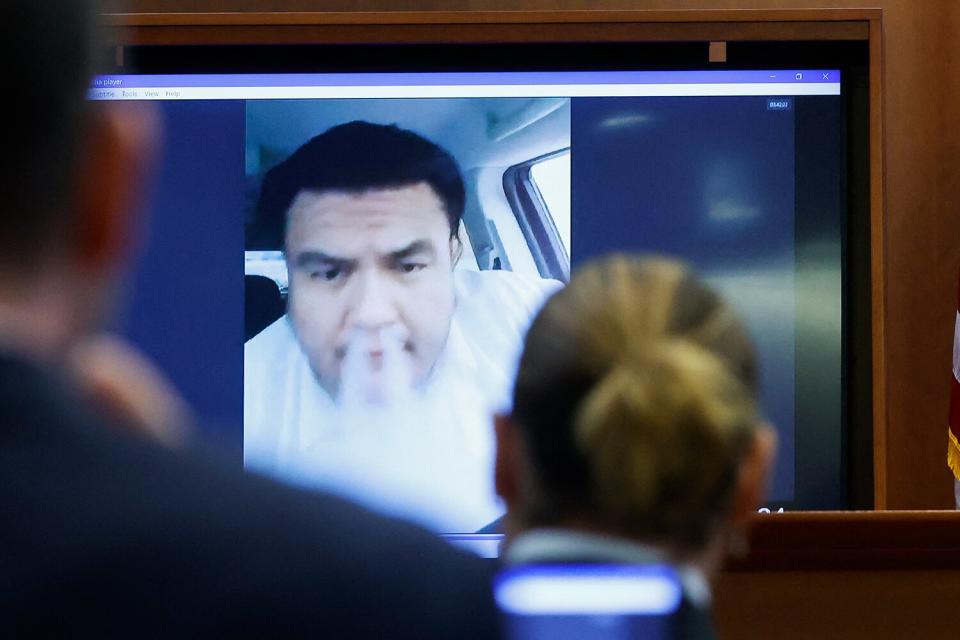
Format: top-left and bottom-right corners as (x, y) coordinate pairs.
(243, 97), (569, 532)
(94, 69), (846, 553)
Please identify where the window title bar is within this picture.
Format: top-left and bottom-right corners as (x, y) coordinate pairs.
(92, 69), (840, 89)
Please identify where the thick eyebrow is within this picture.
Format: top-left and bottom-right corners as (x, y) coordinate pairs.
(293, 250), (354, 270)
(388, 240), (436, 262)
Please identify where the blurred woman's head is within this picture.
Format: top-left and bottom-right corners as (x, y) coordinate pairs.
(495, 255), (775, 568)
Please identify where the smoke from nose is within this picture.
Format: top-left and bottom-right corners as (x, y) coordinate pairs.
(337, 326), (415, 409)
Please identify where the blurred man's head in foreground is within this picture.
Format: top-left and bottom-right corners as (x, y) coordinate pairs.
(0, 0), (158, 359)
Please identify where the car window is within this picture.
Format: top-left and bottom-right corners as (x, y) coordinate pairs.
(529, 152), (571, 258)
(503, 149), (571, 282)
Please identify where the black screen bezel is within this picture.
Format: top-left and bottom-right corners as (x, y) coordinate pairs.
(112, 39), (871, 511)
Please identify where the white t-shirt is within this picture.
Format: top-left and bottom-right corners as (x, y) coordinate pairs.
(244, 269), (562, 532)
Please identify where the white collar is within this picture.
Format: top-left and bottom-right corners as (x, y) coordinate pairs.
(503, 528), (711, 607)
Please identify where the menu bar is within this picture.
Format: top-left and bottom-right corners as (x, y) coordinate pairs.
(89, 83), (840, 101)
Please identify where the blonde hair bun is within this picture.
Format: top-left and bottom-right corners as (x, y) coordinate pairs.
(511, 255), (760, 550)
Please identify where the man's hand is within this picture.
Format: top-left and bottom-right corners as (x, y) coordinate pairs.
(68, 335), (192, 447)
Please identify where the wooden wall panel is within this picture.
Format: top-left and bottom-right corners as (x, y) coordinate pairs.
(102, 1), (960, 509)
(714, 569), (960, 640)
(710, 511), (960, 639)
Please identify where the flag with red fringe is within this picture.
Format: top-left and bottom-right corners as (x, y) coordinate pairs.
(948, 271), (960, 481)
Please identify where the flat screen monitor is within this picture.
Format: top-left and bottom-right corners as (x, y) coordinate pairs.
(91, 44), (865, 553)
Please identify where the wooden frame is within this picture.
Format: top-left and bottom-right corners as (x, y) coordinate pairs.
(104, 10), (871, 45)
(735, 510), (960, 571)
(865, 11), (887, 512)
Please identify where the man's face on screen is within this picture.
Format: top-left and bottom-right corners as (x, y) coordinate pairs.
(285, 183), (457, 402)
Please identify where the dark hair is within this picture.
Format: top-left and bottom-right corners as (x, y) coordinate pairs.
(255, 121), (465, 248)
(511, 255), (759, 552)
(0, 0), (98, 271)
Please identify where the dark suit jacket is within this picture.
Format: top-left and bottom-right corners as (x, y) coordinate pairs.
(0, 354), (499, 638)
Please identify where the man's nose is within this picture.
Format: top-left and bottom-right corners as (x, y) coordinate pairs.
(348, 270), (400, 330)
